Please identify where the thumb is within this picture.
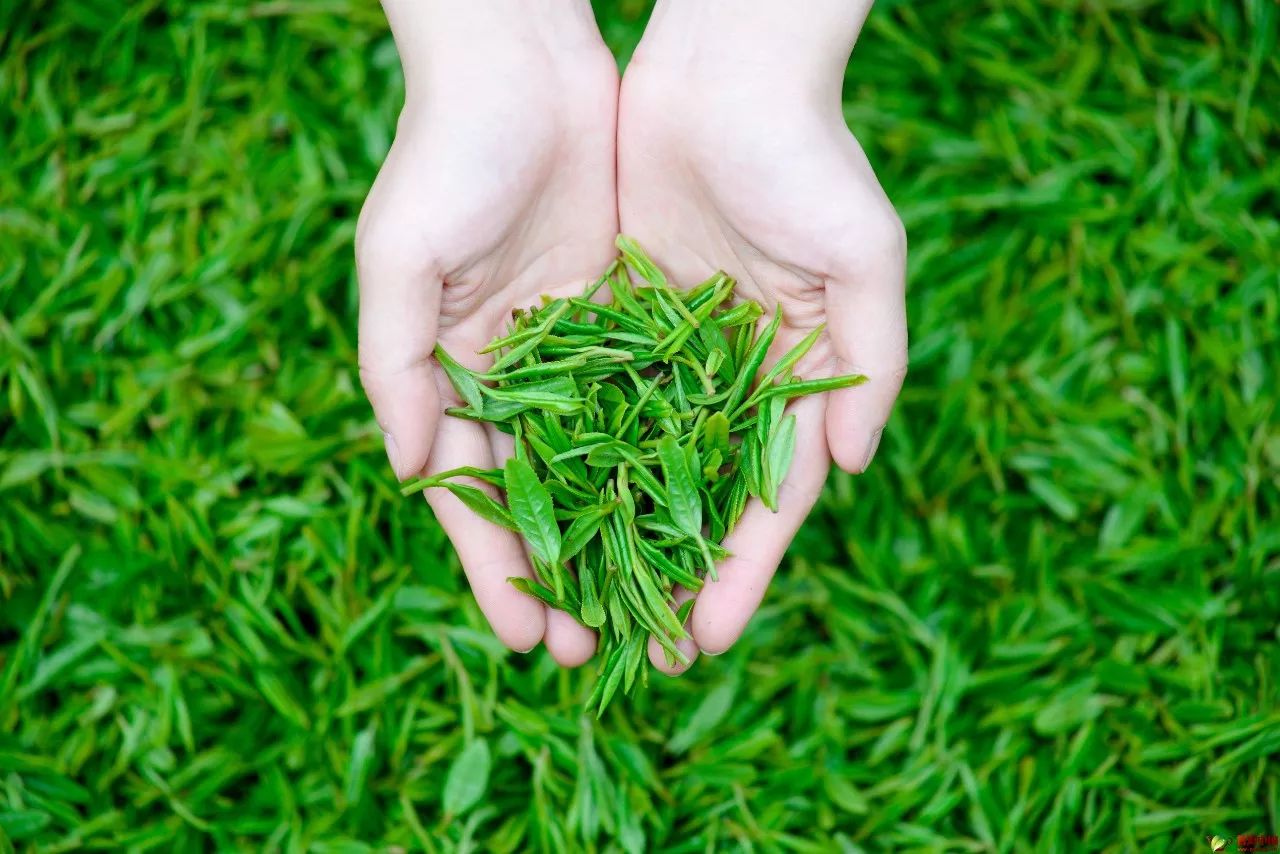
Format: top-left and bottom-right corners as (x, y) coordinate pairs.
(356, 227), (443, 481)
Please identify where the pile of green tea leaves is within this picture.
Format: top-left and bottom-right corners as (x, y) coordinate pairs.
(402, 237), (865, 712)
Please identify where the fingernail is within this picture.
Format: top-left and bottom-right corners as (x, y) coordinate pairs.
(382, 431), (402, 479)
(862, 427), (884, 471)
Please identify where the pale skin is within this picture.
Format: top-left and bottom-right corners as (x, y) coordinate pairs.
(356, 0), (907, 673)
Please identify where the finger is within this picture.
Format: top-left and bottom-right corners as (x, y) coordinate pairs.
(544, 608), (598, 668)
(423, 415), (545, 652)
(648, 585), (699, 676)
(823, 213), (908, 474)
(485, 424), (598, 667)
(486, 426), (516, 473)
(691, 395), (829, 655)
(356, 222), (443, 481)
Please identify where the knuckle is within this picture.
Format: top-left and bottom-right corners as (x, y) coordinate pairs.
(827, 206), (908, 287)
(864, 208), (907, 265)
(355, 218), (413, 278)
(353, 193), (389, 267)
(354, 205), (439, 290)
(886, 209), (908, 254)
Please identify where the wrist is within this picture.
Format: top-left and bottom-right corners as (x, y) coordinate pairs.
(383, 1), (609, 98)
(633, 0), (873, 102)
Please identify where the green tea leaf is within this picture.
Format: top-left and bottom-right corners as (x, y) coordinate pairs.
(657, 436), (700, 539)
(615, 235), (668, 287)
(676, 598), (696, 628)
(560, 503), (614, 562)
(399, 466), (505, 496)
(702, 448), (723, 481)
(722, 308), (782, 415)
(741, 430), (762, 497)
(622, 631), (647, 694)
(479, 353), (591, 382)
(432, 481), (518, 531)
(594, 642), (629, 717)
(504, 456), (562, 565)
(738, 323), (826, 413)
(635, 537), (703, 591)
(762, 413), (797, 512)
(756, 373), (868, 403)
(435, 345), (485, 413)
(508, 576), (559, 608)
(726, 472), (750, 533)
(579, 561), (606, 628)
(716, 300), (763, 329)
(483, 386), (584, 415)
(489, 300), (572, 370)
(705, 484), (726, 541)
(606, 263), (657, 333)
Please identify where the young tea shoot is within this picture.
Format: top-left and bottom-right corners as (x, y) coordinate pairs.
(402, 236), (866, 714)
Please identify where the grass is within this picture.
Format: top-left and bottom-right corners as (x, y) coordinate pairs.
(1, 0), (1277, 850)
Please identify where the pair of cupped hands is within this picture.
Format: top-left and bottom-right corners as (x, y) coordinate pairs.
(356, 2), (906, 675)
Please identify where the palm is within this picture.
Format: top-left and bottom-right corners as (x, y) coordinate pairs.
(368, 69), (617, 369)
(617, 63), (907, 667)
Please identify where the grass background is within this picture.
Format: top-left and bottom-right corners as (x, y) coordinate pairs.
(2, 0), (1278, 850)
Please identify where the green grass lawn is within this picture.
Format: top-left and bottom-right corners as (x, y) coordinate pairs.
(2, 0), (1278, 851)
